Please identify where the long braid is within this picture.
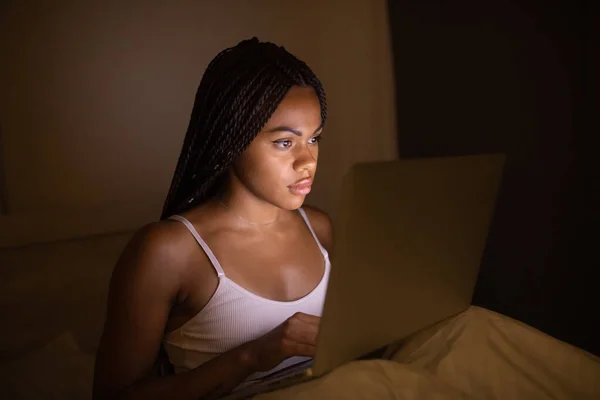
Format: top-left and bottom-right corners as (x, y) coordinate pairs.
(159, 44), (258, 213)
(160, 38), (327, 220)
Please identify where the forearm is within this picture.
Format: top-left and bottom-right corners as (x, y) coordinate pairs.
(103, 343), (258, 400)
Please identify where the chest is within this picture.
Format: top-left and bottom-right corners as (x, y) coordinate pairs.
(212, 228), (326, 302)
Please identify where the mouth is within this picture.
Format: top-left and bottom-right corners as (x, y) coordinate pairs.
(288, 178), (313, 196)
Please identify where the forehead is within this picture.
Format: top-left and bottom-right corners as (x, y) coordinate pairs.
(263, 86), (322, 129)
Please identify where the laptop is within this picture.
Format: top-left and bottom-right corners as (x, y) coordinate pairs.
(220, 153), (505, 399)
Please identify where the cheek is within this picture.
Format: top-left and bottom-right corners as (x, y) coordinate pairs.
(311, 146), (319, 161)
(236, 149), (289, 191)
(255, 156), (289, 190)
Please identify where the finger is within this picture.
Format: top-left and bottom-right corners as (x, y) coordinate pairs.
(287, 321), (319, 346)
(284, 342), (317, 358)
(292, 312), (321, 325)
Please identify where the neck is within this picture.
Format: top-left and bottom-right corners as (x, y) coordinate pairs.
(219, 186), (281, 226)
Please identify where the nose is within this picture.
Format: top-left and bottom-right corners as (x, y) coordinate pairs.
(293, 143), (318, 173)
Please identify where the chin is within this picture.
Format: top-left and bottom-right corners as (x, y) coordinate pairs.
(276, 195), (306, 211)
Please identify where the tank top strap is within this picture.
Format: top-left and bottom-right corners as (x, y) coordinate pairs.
(169, 215), (225, 277)
(297, 208), (329, 259)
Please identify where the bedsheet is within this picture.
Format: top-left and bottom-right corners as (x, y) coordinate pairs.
(2, 306), (597, 399)
(255, 306), (600, 399)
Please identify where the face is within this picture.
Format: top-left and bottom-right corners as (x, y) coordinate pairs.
(230, 85), (323, 210)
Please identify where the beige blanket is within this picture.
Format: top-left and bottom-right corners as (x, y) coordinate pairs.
(256, 306), (600, 400)
(2, 306), (598, 399)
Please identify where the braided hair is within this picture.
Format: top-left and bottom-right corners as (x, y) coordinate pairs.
(160, 37), (327, 220)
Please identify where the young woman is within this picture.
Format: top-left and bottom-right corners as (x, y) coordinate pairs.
(93, 38), (333, 400)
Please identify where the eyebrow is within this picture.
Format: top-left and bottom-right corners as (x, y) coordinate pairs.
(265, 125), (323, 137)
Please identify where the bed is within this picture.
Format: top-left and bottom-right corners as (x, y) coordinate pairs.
(0, 232), (132, 399)
(257, 306), (600, 399)
(1, 231), (598, 400)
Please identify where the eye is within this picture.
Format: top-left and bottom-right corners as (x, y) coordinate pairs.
(309, 135), (322, 145)
(274, 140), (293, 149)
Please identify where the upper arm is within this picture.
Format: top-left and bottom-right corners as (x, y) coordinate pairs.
(93, 223), (184, 398)
(302, 205), (334, 253)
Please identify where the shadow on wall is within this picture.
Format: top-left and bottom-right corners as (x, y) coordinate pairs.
(387, 0), (597, 355)
(0, 1), (397, 247)
(0, 123), (7, 215)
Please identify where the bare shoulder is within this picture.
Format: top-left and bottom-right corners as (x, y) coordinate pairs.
(301, 205), (334, 252)
(119, 220), (193, 270)
(111, 219), (204, 290)
(95, 220), (207, 397)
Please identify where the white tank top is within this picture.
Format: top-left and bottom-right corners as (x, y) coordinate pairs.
(163, 208), (330, 381)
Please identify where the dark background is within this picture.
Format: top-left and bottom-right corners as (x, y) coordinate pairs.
(387, 0), (598, 355)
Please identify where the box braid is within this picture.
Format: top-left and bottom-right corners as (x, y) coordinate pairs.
(160, 37), (327, 220)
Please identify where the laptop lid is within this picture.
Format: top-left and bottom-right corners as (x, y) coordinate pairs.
(312, 154), (505, 375)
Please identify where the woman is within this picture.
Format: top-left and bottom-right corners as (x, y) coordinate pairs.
(93, 37), (333, 400)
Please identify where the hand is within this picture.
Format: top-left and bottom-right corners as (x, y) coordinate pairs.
(246, 312), (321, 372)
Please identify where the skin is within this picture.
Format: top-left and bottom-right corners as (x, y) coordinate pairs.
(93, 85), (333, 400)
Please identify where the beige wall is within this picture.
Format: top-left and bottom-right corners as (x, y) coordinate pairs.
(0, 0), (396, 247)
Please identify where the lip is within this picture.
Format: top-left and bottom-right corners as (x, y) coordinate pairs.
(290, 177), (313, 186)
(288, 177), (313, 196)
